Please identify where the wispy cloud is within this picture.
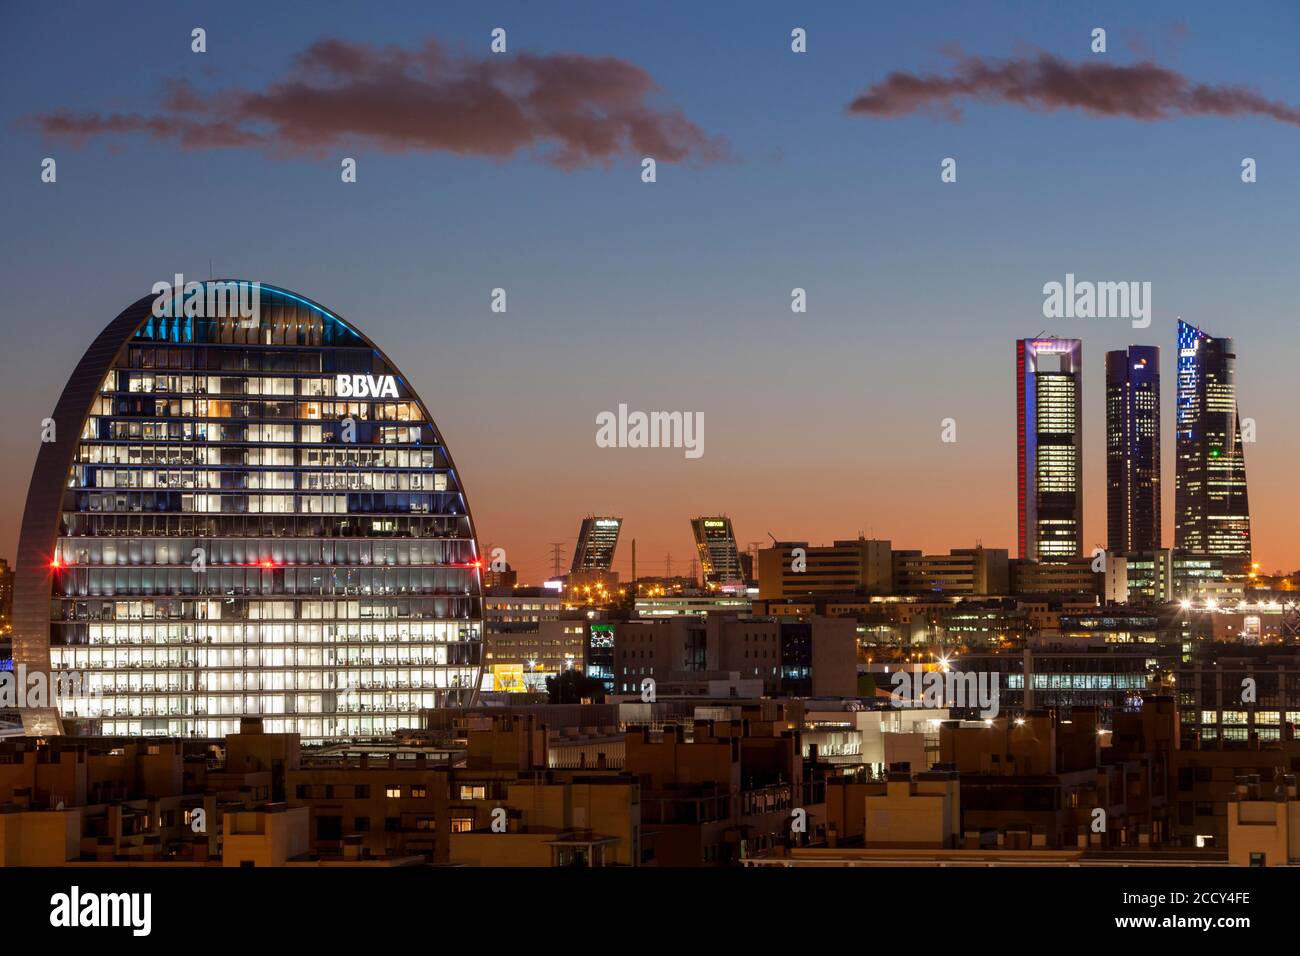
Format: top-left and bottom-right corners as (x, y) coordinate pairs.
(23, 37), (728, 168)
(848, 51), (1300, 126)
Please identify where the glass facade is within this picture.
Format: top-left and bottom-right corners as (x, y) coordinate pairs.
(1174, 320), (1251, 571)
(40, 283), (481, 740)
(1105, 346), (1161, 554)
(690, 516), (744, 588)
(1016, 338), (1083, 562)
(1176, 648), (1300, 748)
(571, 516), (621, 573)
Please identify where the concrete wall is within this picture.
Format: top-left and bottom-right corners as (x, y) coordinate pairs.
(0, 809), (81, 865)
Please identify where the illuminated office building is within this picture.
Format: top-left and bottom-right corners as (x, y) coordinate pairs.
(1016, 338), (1083, 562)
(12, 282), (482, 740)
(1174, 320), (1251, 573)
(571, 516), (622, 573)
(1106, 346), (1161, 554)
(756, 539), (892, 600)
(690, 516), (745, 588)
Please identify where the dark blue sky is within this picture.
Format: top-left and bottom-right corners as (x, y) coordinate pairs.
(1, 1), (1297, 579)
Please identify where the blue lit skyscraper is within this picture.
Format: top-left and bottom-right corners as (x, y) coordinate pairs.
(1174, 320), (1251, 571)
(1106, 346), (1161, 554)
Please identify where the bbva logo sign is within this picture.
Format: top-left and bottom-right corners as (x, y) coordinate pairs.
(336, 374), (399, 398)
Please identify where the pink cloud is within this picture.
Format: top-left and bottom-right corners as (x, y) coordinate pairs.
(24, 37), (727, 169)
(848, 51), (1300, 126)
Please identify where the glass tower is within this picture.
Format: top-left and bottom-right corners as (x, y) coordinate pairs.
(1105, 346), (1161, 554)
(690, 516), (744, 588)
(13, 282), (482, 740)
(1174, 320), (1251, 570)
(571, 517), (622, 573)
(1016, 338), (1083, 562)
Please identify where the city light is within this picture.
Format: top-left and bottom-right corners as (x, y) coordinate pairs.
(0, 3), (1290, 897)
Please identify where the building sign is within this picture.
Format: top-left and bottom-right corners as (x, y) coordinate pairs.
(336, 374), (399, 398)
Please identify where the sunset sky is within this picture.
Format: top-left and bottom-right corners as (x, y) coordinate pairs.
(1, 0), (1298, 583)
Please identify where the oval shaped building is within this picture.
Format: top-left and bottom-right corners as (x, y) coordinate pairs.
(12, 282), (483, 740)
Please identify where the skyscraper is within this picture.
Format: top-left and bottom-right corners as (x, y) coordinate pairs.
(1016, 338), (1083, 562)
(690, 516), (745, 588)
(12, 282), (483, 740)
(571, 516), (622, 573)
(1106, 346), (1161, 554)
(1175, 320), (1251, 570)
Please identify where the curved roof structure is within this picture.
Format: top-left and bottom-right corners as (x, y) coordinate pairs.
(13, 282), (482, 738)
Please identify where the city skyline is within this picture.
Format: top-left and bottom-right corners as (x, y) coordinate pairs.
(2, 2), (1298, 584)
(1, 309), (1291, 585)
(4, 0), (1300, 896)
